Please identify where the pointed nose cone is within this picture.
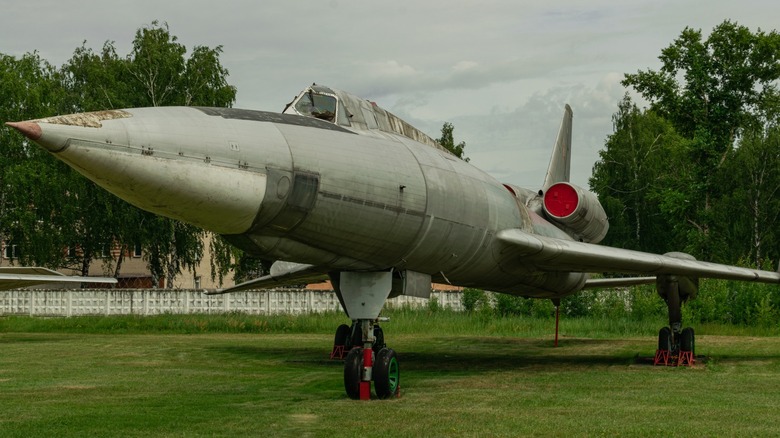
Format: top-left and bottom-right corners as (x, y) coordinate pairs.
(6, 119), (72, 152)
(7, 108), (270, 235)
(5, 121), (42, 141)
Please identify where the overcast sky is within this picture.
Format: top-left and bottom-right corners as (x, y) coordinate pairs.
(2, 1), (777, 188)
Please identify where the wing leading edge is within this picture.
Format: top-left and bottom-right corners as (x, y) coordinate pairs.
(0, 267), (118, 291)
(497, 229), (780, 284)
(208, 262), (329, 295)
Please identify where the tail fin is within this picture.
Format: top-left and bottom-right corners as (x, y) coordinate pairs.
(542, 104), (573, 190)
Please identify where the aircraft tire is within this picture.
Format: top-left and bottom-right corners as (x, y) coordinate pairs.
(658, 327), (672, 351)
(344, 347), (363, 400)
(681, 327), (695, 354)
(334, 324), (350, 348)
(373, 348), (399, 399)
(346, 323), (362, 350)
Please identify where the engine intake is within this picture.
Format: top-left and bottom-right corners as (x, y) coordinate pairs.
(542, 182), (609, 243)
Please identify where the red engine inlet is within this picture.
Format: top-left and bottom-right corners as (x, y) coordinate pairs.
(543, 183), (579, 218)
(541, 182), (609, 243)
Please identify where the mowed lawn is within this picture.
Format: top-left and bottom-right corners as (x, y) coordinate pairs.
(1, 326), (780, 436)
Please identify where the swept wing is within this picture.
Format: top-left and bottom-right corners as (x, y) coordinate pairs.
(497, 229), (780, 284)
(0, 267), (118, 291)
(209, 262), (329, 295)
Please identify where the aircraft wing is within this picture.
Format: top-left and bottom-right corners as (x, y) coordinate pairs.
(582, 277), (657, 289)
(497, 229), (780, 283)
(0, 267), (118, 291)
(208, 262), (329, 295)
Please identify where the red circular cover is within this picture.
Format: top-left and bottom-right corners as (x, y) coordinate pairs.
(544, 183), (578, 217)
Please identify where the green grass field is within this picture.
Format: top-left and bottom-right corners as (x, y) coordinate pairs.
(1, 312), (779, 436)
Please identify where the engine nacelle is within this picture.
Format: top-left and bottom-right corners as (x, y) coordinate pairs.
(542, 182), (609, 243)
(657, 252), (699, 302)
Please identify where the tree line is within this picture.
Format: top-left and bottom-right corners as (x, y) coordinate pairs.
(582, 21), (780, 326)
(590, 20), (780, 267)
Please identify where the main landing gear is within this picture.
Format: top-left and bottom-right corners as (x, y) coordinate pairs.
(654, 270), (697, 366)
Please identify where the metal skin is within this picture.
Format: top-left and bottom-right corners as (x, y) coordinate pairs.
(6, 84), (780, 395)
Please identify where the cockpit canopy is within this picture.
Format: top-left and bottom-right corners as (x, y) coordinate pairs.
(288, 85), (347, 125)
(283, 84), (450, 155)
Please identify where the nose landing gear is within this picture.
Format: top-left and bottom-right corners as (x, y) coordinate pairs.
(331, 270), (400, 399)
(339, 319), (399, 400)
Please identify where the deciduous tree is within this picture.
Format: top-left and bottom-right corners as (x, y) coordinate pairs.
(622, 20), (780, 259)
(437, 122), (469, 161)
(2, 22), (238, 286)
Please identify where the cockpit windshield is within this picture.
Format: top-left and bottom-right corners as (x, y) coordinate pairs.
(294, 91), (337, 123)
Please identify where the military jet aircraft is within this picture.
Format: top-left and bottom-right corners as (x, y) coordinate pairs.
(6, 84), (779, 400)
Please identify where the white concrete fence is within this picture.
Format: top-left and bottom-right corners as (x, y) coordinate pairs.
(0, 289), (464, 317)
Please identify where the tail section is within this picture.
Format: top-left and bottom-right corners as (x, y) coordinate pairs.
(536, 104), (608, 243)
(542, 104), (573, 190)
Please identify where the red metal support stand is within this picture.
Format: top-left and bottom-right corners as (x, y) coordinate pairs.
(330, 345), (347, 360)
(678, 350), (695, 366)
(654, 349), (670, 366)
(653, 349), (694, 366)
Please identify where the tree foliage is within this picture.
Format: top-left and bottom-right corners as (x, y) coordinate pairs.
(1, 21), (238, 286)
(437, 122), (469, 161)
(0, 52), (70, 268)
(621, 20), (780, 259)
(590, 95), (687, 254)
(717, 125), (780, 265)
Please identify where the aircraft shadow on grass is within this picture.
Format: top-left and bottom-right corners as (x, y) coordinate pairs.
(210, 336), (780, 374)
(210, 337), (637, 373)
(0, 334), (77, 344)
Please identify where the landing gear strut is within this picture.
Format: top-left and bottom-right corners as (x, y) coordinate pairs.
(654, 273), (696, 366)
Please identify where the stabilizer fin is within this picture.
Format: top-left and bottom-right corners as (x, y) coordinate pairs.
(542, 104), (573, 190)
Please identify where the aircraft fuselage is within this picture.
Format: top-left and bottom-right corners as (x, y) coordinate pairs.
(18, 106), (585, 298)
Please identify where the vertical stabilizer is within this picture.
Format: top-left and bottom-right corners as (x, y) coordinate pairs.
(542, 104), (573, 190)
